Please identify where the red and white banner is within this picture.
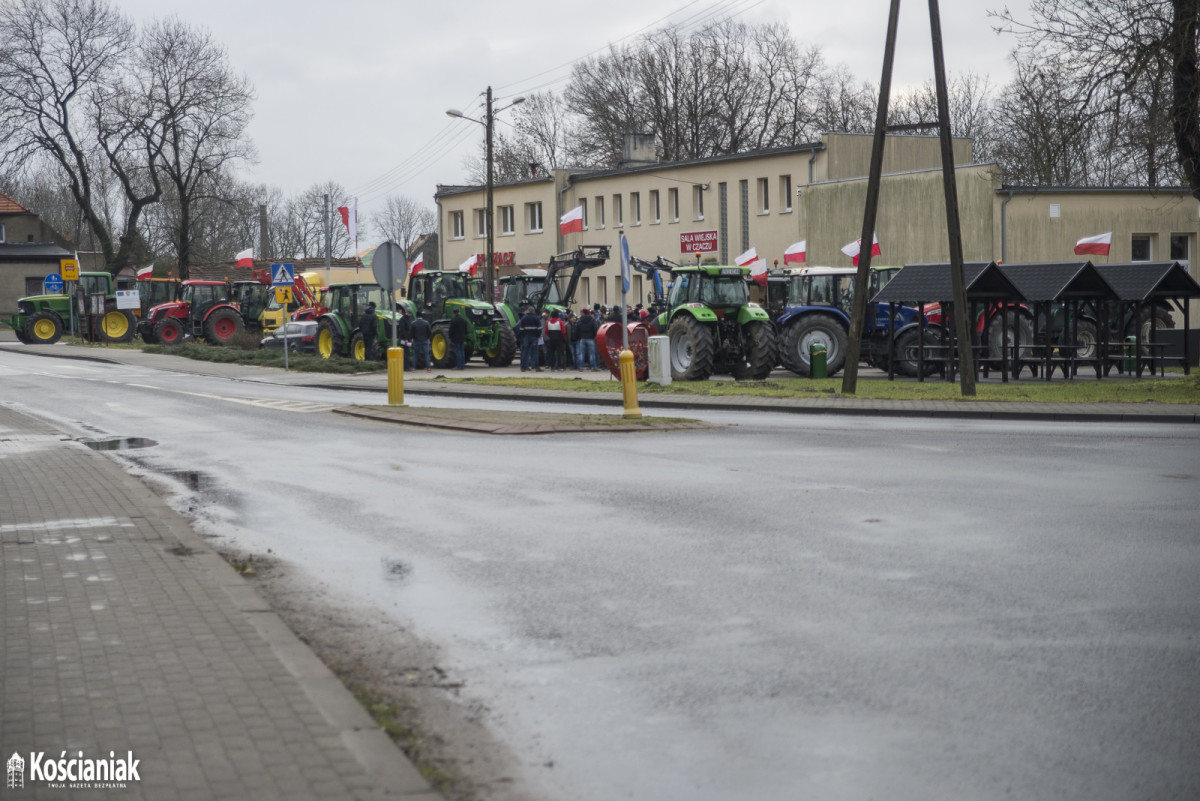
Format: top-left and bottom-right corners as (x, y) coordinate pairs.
(458, 254), (478, 275)
(337, 203), (357, 241)
(235, 248), (253, 268)
(783, 240), (806, 265)
(560, 205), (584, 235)
(749, 258), (769, 287)
(410, 252), (424, 276)
(679, 230), (719, 254)
(840, 234), (881, 266)
(734, 247), (758, 267)
(136, 265), (153, 279)
(1074, 232), (1112, 256)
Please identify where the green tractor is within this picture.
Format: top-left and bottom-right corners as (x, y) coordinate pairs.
(315, 283), (398, 360)
(648, 263), (776, 381)
(399, 270), (516, 368)
(10, 271), (136, 345)
(497, 245), (610, 325)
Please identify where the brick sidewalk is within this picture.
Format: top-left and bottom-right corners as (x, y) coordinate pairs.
(0, 405), (436, 800)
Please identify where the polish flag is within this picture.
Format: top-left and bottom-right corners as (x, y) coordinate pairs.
(734, 246), (758, 267)
(410, 252), (424, 276)
(337, 203), (357, 240)
(235, 248), (254, 268)
(783, 240), (806, 265)
(1074, 232), (1112, 256)
(559, 205), (584, 235)
(458, 254), (479, 275)
(749, 258), (769, 288)
(840, 234), (881, 266)
(136, 265), (153, 279)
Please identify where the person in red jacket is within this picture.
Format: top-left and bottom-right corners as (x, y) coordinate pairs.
(544, 311), (568, 371)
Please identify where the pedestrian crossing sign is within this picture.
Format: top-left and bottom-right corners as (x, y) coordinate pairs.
(275, 286), (293, 304)
(271, 262), (295, 286)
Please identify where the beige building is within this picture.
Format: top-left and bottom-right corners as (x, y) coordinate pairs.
(435, 133), (1198, 312)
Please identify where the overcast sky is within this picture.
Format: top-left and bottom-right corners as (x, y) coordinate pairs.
(115, 0), (1019, 221)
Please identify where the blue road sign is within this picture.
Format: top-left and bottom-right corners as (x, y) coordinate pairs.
(44, 273), (64, 293)
(270, 262), (295, 286)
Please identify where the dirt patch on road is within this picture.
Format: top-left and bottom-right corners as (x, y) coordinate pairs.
(219, 548), (549, 801)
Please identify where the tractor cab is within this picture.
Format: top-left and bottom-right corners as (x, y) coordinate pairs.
(500, 269), (562, 311)
(230, 280), (270, 330)
(408, 271), (488, 322)
(667, 267), (752, 313)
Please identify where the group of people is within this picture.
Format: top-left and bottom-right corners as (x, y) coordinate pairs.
(358, 303), (434, 371)
(517, 306), (605, 372)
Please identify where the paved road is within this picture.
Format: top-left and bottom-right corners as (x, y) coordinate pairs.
(2, 345), (1197, 801)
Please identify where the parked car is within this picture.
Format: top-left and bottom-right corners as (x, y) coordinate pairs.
(258, 320), (318, 353)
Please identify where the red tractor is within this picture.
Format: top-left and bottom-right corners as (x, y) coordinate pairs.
(138, 280), (245, 345)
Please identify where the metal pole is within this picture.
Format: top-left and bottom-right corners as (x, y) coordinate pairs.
(841, 0), (902, 395)
(323, 195), (331, 273)
(486, 86), (495, 303)
(929, 0), (976, 395)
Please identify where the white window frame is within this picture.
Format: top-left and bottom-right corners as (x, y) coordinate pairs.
(1131, 233), (1152, 261)
(475, 208), (489, 238)
(450, 211), (464, 240)
(613, 194), (623, 227)
(527, 202), (543, 233)
(669, 188), (679, 222)
(693, 185), (704, 220)
(758, 178), (769, 214)
(595, 196), (605, 229)
(631, 192), (641, 225)
(499, 205), (515, 236)
(649, 190), (660, 224)
(780, 175), (792, 212)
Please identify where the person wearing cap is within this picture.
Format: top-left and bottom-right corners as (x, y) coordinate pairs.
(544, 310), (568, 371)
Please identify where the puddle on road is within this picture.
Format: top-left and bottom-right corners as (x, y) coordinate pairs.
(81, 437), (158, 451)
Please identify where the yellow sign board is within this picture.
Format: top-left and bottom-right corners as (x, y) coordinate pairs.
(274, 286), (293, 304)
(61, 259), (79, 281)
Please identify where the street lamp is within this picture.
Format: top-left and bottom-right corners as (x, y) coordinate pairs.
(447, 86), (525, 301)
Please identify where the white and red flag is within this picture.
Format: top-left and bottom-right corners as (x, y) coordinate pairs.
(458, 254), (479, 275)
(559, 205), (584, 235)
(749, 258), (769, 287)
(337, 203), (357, 241)
(136, 265), (153, 279)
(840, 234), (881, 266)
(235, 248), (253, 268)
(783, 240), (806, 265)
(734, 246), (758, 267)
(410, 252), (425, 276)
(1074, 232), (1112, 256)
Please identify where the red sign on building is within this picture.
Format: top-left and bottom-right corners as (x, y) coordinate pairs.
(679, 230), (719, 254)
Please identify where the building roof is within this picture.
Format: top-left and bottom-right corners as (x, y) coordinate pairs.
(1093, 262), (1200, 302)
(0, 191), (31, 215)
(874, 262), (1021, 303)
(0, 242), (72, 260)
(995, 262), (1117, 302)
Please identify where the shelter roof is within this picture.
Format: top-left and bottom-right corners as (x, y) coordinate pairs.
(0, 242), (71, 260)
(1093, 262), (1200, 302)
(872, 262), (1020, 303)
(995, 261), (1117, 302)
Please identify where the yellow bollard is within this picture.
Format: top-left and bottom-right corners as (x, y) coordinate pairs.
(387, 347), (407, 406)
(619, 348), (642, 418)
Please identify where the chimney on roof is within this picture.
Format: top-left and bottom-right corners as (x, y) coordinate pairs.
(619, 133), (657, 168)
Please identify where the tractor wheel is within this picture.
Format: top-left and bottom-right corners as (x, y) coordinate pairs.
(483, 323), (517, 367)
(985, 310), (1035, 365)
(894, 328), (943, 377)
(780, 313), (848, 377)
(204, 308), (243, 344)
(1071, 319), (1099, 360)
(96, 309), (136, 343)
(154, 317), (186, 345)
(667, 315), (715, 381)
(430, 323), (455, 368)
(1128, 306), (1174, 355)
(25, 312), (63, 345)
(350, 331), (368, 361)
(13, 323), (30, 344)
(730, 321), (776, 380)
(140, 326), (158, 345)
(316, 319), (343, 359)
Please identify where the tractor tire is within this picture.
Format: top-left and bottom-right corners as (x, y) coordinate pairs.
(13, 324), (30, 344)
(894, 328), (943, 377)
(140, 326), (158, 345)
(430, 323), (455, 368)
(316, 319), (343, 359)
(155, 317), (186, 345)
(350, 331), (368, 361)
(25, 312), (63, 345)
(985, 310), (1035, 365)
(730, 321), (776, 380)
(667, 315), (715, 381)
(483, 322), (517, 367)
(96, 309), (136, 343)
(1128, 306), (1174, 355)
(1071, 319), (1099, 361)
(204, 308), (243, 344)
(780, 313), (848, 377)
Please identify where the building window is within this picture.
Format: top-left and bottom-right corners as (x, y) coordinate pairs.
(758, 178), (769, 213)
(1049, 203), (1061, 218)
(1131, 234), (1152, 261)
(499, 205), (515, 235)
(1170, 233), (1189, 262)
(450, 211), (464, 240)
(631, 192), (641, 225)
(580, 198), (588, 230)
(669, 188), (679, 222)
(475, 208), (489, 238)
(650, 190), (660, 223)
(527, 202), (543, 232)
(598, 276), (607, 305)
(693, 185), (704, 220)
(580, 277), (591, 305)
(0, 222), (5, 243)
(614, 194), (623, 227)
(595, 196), (605, 229)
(780, 175), (792, 212)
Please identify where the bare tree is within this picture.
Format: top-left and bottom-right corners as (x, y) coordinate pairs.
(890, 73), (999, 163)
(807, 64), (877, 135)
(375, 195), (435, 250)
(0, 0), (134, 268)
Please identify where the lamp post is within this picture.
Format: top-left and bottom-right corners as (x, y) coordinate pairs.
(447, 87), (525, 301)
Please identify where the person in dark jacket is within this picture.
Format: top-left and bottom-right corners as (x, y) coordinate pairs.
(517, 307), (542, 372)
(575, 307), (599, 370)
(411, 315), (432, 371)
(448, 309), (469, 369)
(397, 307), (414, 369)
(358, 302), (377, 359)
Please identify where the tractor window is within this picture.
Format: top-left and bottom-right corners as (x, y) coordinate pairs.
(502, 281), (520, 307)
(464, 278), (487, 301)
(836, 275), (854, 314)
(668, 274), (690, 306)
(334, 289), (353, 316)
(434, 276), (454, 302)
(409, 279), (426, 308)
(701, 277), (749, 306)
(807, 276), (837, 307)
(81, 274), (108, 295)
(786, 278), (805, 306)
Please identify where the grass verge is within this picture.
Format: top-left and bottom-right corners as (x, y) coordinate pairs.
(349, 684), (461, 795)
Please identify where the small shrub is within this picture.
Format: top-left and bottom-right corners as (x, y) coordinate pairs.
(225, 329), (263, 351)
